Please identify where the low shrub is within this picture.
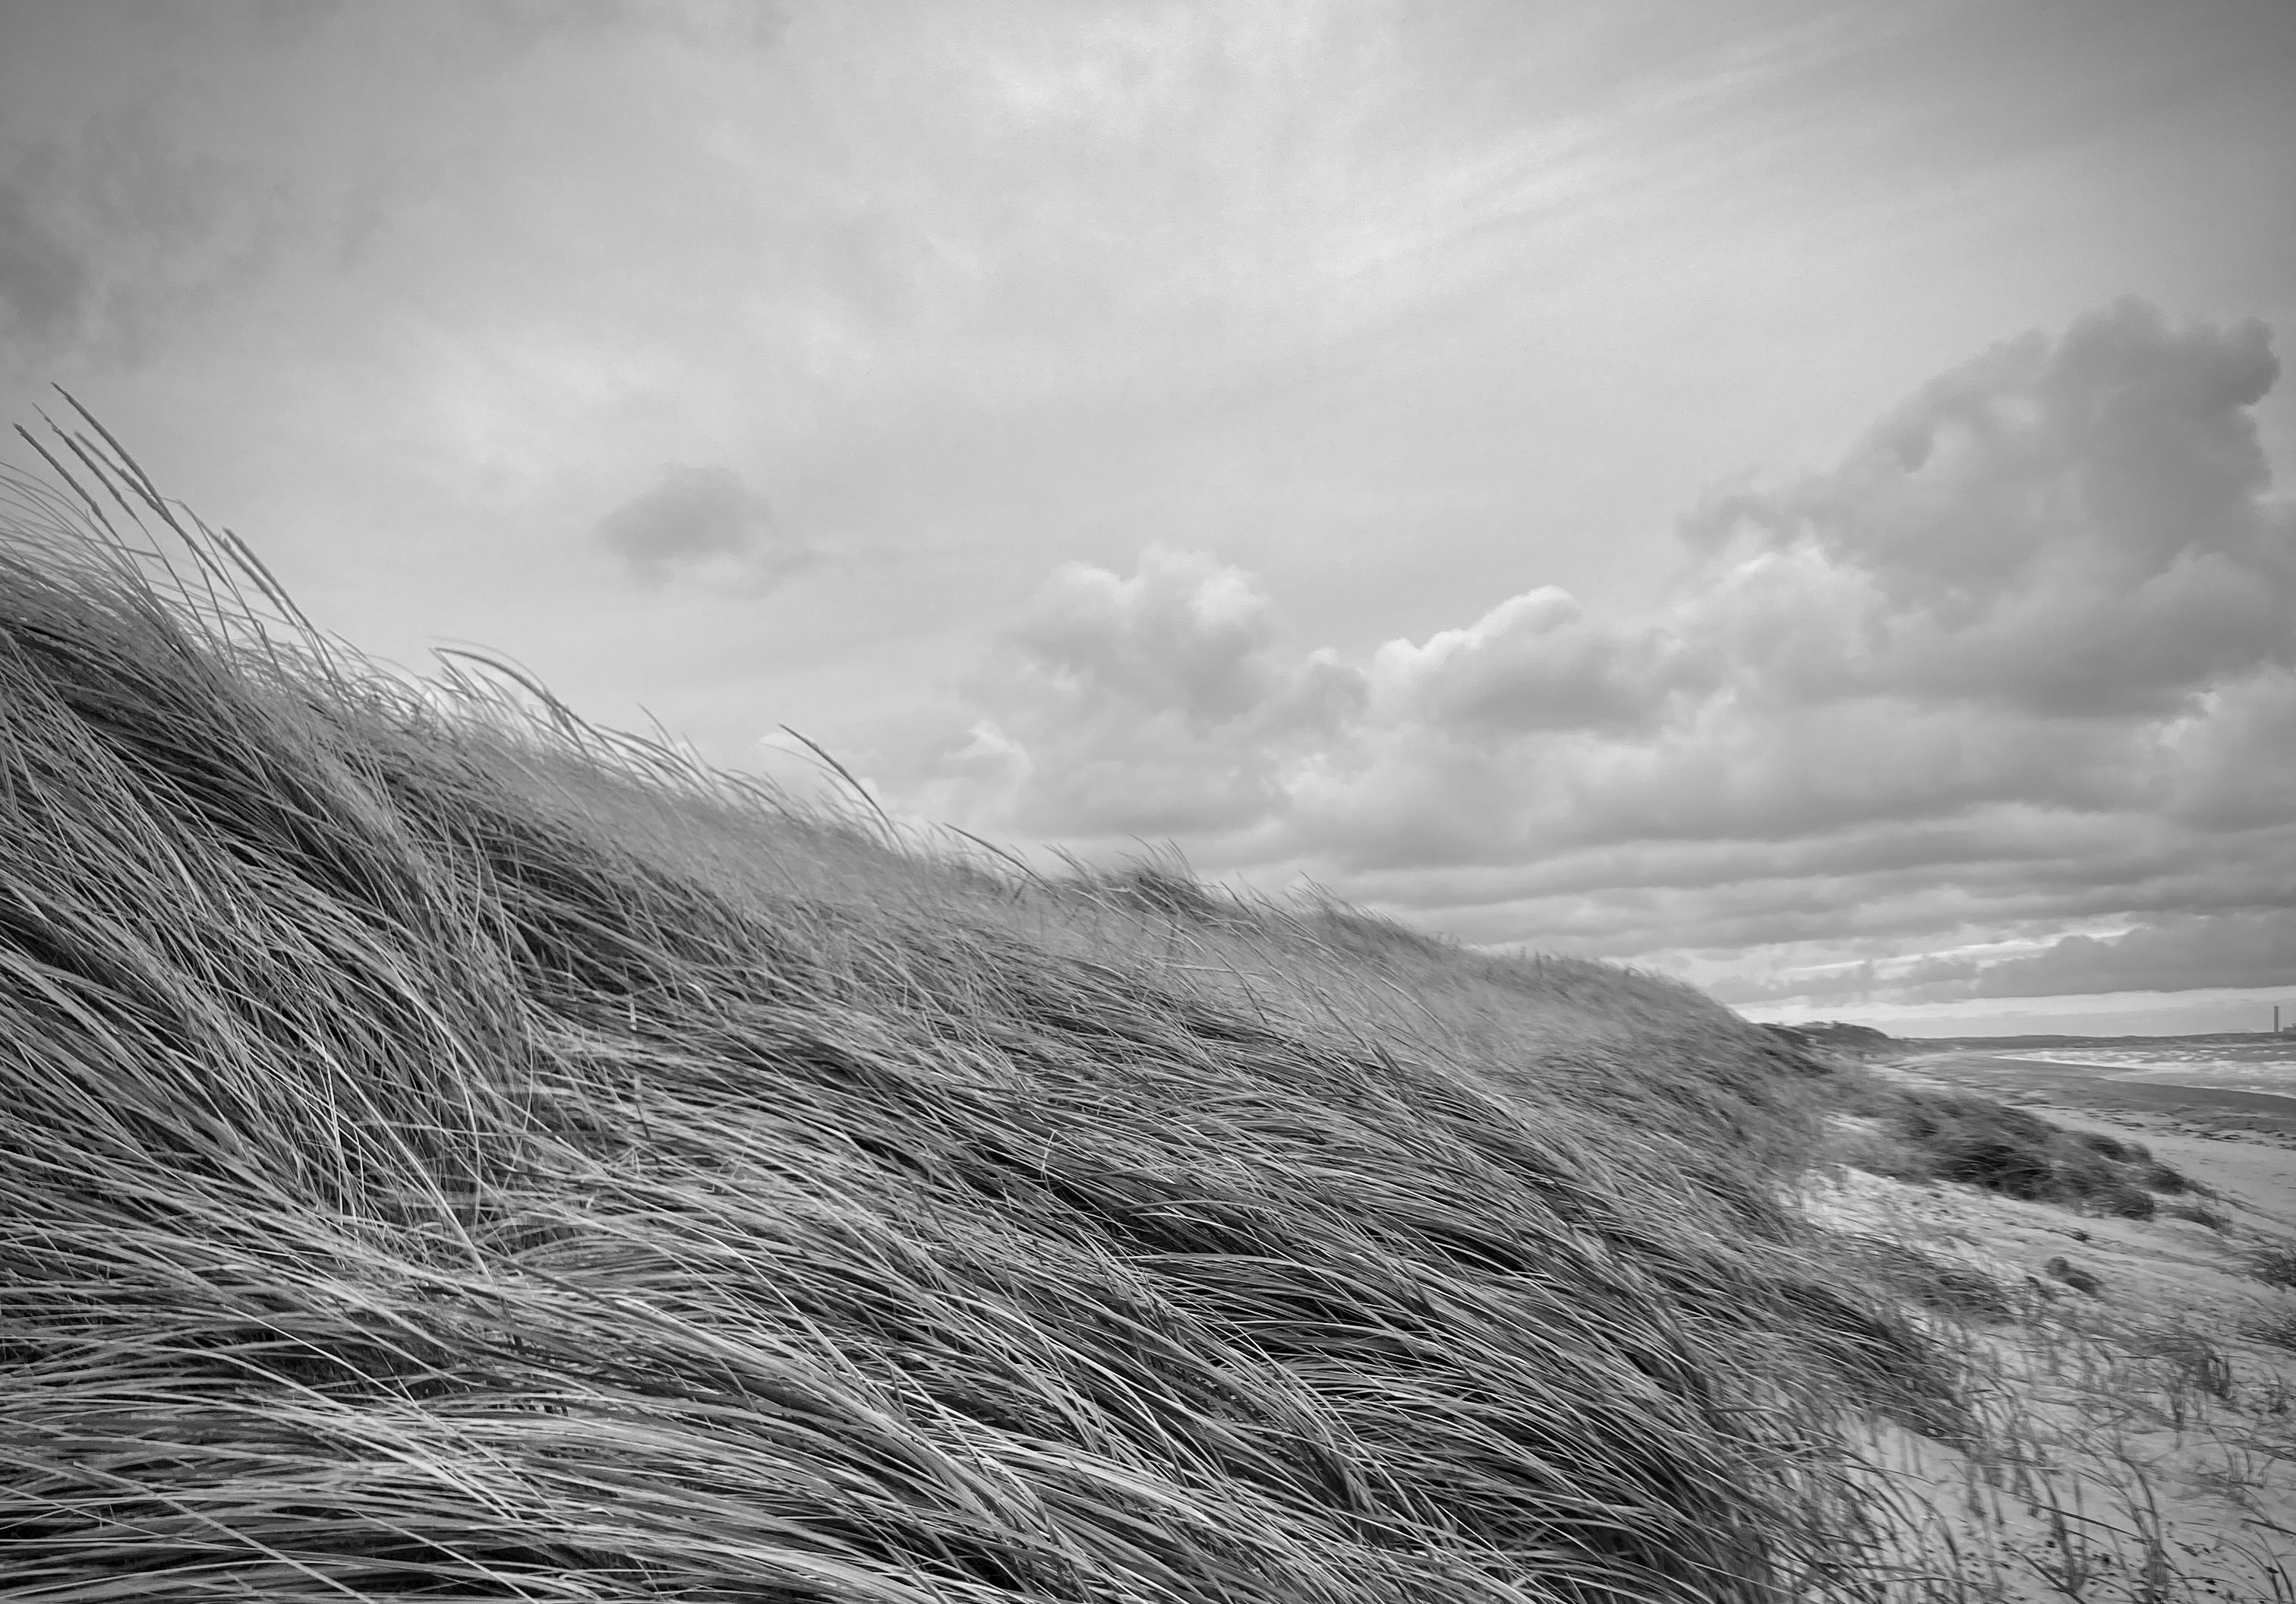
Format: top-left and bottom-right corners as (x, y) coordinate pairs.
(2058, 1153), (2121, 1196)
(1819, 1079), (2199, 1214)
(2084, 1182), (2156, 1220)
(1932, 1134), (2055, 1199)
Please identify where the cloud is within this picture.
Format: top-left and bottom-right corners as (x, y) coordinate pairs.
(1367, 586), (1702, 736)
(0, 4), (782, 378)
(2160, 669), (2296, 832)
(900, 300), (2296, 1004)
(0, 103), (298, 374)
(1706, 963), (1887, 1008)
(1717, 908), (2296, 1009)
(1684, 298), (2293, 718)
(383, 0), (793, 62)
(1008, 546), (1288, 726)
(5, 9), (2288, 1018)
(1954, 911), (2296, 1000)
(594, 463), (814, 594)
(935, 545), (1366, 841)
(0, 180), (90, 349)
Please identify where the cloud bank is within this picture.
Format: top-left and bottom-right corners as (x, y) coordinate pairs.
(901, 300), (2296, 1009)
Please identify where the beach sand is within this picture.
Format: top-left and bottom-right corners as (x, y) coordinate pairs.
(1795, 1050), (2296, 1599)
(1894, 1049), (2296, 1240)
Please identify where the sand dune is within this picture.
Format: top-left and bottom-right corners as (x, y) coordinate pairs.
(1801, 1053), (2296, 1600)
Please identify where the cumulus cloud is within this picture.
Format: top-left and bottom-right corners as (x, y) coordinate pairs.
(1685, 298), (2294, 718)
(903, 300), (2296, 1009)
(928, 545), (1364, 841)
(1008, 547), (1289, 727)
(1367, 586), (1701, 736)
(594, 463), (814, 594)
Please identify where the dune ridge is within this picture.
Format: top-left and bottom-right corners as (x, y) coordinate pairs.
(1, 417), (2286, 1601)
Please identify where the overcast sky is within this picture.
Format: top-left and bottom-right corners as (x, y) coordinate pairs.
(5, 0), (2294, 1037)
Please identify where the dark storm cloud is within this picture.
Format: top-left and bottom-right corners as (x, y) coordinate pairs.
(594, 463), (814, 595)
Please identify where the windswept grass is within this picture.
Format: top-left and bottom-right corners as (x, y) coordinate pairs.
(1819, 1066), (2195, 1216)
(2245, 1245), (2296, 1290)
(1, 412), (2001, 1600)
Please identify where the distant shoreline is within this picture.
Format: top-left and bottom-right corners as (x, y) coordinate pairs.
(1899, 1049), (2296, 1139)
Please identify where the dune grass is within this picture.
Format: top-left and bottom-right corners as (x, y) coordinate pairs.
(0, 413), (2014, 1600)
(1816, 1064), (2195, 1218)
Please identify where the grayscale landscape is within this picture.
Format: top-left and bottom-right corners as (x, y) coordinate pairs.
(3, 4), (2293, 1599)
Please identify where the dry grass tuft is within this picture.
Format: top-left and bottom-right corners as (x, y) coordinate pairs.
(2247, 1245), (2296, 1290)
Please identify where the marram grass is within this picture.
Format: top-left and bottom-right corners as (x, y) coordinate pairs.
(2, 411), (1960, 1601)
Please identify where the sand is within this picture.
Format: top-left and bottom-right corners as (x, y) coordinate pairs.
(1793, 1051), (2296, 1600)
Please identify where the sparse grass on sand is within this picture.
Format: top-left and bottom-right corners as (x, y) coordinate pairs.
(1799, 1146), (2296, 1602)
(1, 412), (2282, 1602)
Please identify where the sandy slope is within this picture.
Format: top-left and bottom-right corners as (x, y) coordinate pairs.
(1795, 1056), (2296, 1599)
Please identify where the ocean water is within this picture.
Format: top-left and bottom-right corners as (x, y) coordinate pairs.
(1994, 1039), (2296, 1102)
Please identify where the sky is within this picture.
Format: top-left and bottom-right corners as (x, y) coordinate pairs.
(3, 0), (2294, 1038)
